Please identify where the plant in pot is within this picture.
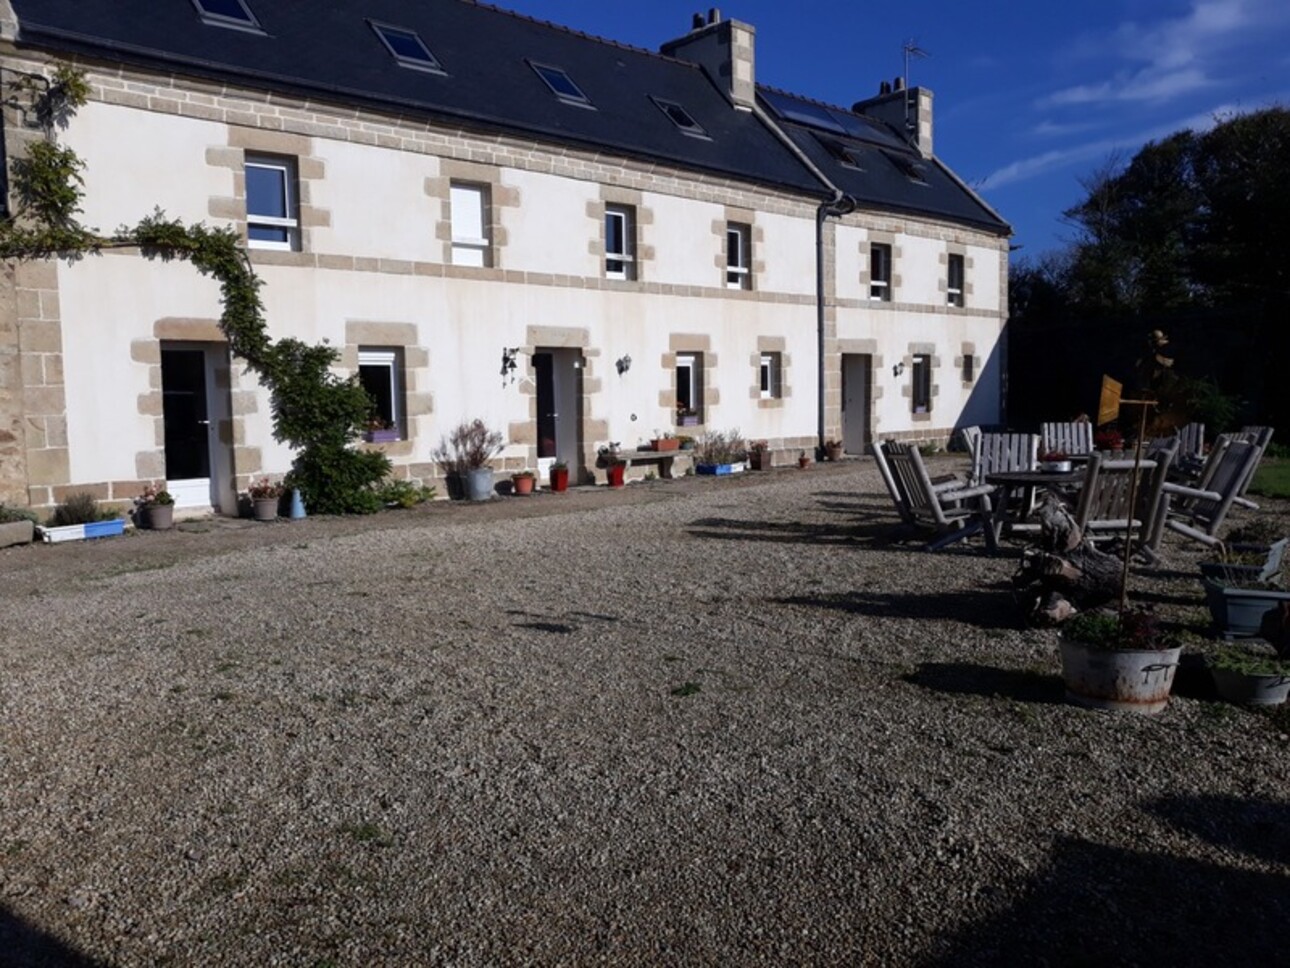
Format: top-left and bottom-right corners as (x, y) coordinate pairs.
(695, 429), (748, 475)
(1058, 608), (1182, 714)
(40, 492), (125, 543)
(550, 460), (570, 493)
(0, 503), (39, 548)
(433, 419), (503, 502)
(246, 477), (283, 522)
(677, 405), (700, 428)
(1038, 450), (1072, 473)
(1094, 428), (1125, 455)
(599, 443), (626, 488)
(824, 439), (844, 462)
(363, 415), (400, 444)
(650, 431), (679, 453)
(1206, 643), (1290, 706)
(1201, 571), (1290, 639)
(512, 469), (536, 496)
(676, 435), (696, 451)
(798, 450), (810, 469)
(749, 440), (772, 471)
(1198, 536), (1287, 585)
(136, 483), (175, 530)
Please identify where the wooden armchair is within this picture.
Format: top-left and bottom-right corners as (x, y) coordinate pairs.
(1145, 439), (1261, 553)
(1040, 422), (1095, 457)
(880, 441), (998, 552)
(1233, 426), (1274, 510)
(1073, 440), (1175, 563)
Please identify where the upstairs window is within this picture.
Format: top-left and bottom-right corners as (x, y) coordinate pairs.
(530, 63), (592, 107)
(605, 204), (636, 281)
(912, 354), (932, 414)
(245, 154), (299, 251)
(870, 243), (892, 301)
(359, 348), (405, 441)
(759, 352), (783, 399)
(192, 0), (260, 30)
(450, 182), (490, 267)
(727, 222), (751, 290)
(947, 254), (965, 307)
(371, 22), (443, 73)
(962, 353), (976, 383)
(652, 97), (707, 138)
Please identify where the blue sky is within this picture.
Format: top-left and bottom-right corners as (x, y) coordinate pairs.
(495, 0), (1290, 258)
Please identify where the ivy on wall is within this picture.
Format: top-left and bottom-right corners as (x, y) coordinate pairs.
(0, 65), (389, 513)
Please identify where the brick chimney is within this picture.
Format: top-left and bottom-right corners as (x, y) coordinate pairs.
(660, 9), (756, 112)
(853, 83), (935, 159)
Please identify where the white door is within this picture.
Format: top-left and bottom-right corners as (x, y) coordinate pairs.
(842, 354), (871, 455)
(161, 343), (234, 513)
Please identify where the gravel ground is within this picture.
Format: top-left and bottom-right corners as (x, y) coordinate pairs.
(1, 457), (1288, 967)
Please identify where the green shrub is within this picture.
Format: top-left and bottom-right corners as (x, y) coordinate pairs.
(288, 446), (388, 515)
(48, 492), (116, 526)
(1062, 608), (1178, 651)
(378, 478), (435, 509)
(1208, 645), (1290, 677)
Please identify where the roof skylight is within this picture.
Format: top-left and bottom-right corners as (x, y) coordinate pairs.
(651, 97), (708, 138)
(530, 62), (592, 106)
(815, 134), (862, 170)
(191, 0), (261, 31)
(370, 22), (443, 73)
(883, 150), (928, 185)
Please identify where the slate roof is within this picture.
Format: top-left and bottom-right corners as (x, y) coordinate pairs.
(9, 0), (1008, 234)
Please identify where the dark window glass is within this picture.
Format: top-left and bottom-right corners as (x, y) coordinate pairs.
(246, 165), (286, 219)
(373, 24), (441, 69)
(532, 64), (590, 104)
(195, 0), (257, 25)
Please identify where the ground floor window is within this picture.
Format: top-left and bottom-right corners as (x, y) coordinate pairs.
(759, 352), (782, 399)
(676, 352), (703, 425)
(358, 347), (405, 439)
(912, 354), (932, 414)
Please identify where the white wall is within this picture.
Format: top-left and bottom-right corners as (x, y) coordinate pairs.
(500, 169), (599, 277)
(644, 192), (724, 289)
(754, 212), (815, 297)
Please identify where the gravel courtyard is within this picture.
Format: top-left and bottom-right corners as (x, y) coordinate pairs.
(2, 458), (1288, 966)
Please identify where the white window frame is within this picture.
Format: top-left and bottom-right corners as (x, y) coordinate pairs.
(358, 348), (405, 440)
(605, 204), (636, 281)
(676, 352), (702, 422)
(870, 243), (892, 301)
(727, 223), (751, 290)
(370, 21), (444, 74)
(947, 253), (965, 307)
(912, 354), (932, 414)
(192, 0), (261, 32)
(450, 181), (490, 267)
(245, 154), (299, 252)
(759, 352), (782, 399)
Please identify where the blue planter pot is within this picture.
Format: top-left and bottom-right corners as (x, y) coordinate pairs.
(1202, 579), (1290, 638)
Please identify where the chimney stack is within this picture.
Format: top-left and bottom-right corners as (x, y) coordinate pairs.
(853, 84), (934, 158)
(661, 14), (756, 111)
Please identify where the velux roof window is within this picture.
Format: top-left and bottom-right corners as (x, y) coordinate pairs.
(815, 134), (862, 170)
(530, 62), (592, 107)
(651, 97), (708, 139)
(884, 150), (928, 185)
(191, 0), (261, 31)
(370, 22), (443, 73)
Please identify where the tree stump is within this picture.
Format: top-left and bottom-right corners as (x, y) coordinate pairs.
(1013, 490), (1122, 625)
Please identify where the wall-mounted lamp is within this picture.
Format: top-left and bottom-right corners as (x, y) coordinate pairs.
(615, 354), (632, 375)
(892, 362), (906, 378)
(501, 347), (519, 386)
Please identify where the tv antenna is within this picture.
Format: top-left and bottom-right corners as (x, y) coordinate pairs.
(902, 40), (930, 132)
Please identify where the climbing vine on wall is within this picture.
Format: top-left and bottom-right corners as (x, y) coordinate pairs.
(0, 65), (390, 513)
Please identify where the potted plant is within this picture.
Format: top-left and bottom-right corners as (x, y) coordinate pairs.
(824, 439), (844, 462)
(433, 419), (503, 502)
(1201, 573), (1290, 639)
(247, 477), (283, 522)
(677, 435), (696, 451)
(599, 443), (626, 488)
(0, 503), (38, 548)
(550, 460), (570, 493)
(363, 416), (400, 444)
(748, 440), (772, 471)
(798, 450), (810, 469)
(650, 432), (680, 453)
(38, 492), (126, 543)
(1198, 537), (1287, 585)
(1038, 450), (1072, 473)
(136, 483), (175, 530)
(512, 470), (536, 496)
(1094, 428), (1125, 455)
(1207, 644), (1290, 706)
(677, 405), (700, 428)
(695, 429), (747, 476)
(1058, 608), (1182, 714)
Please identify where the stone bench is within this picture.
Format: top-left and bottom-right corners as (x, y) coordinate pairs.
(596, 448), (691, 483)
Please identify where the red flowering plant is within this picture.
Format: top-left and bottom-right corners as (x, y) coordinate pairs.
(1095, 429), (1124, 452)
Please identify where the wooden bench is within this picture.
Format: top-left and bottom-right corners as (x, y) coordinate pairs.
(596, 448), (689, 482)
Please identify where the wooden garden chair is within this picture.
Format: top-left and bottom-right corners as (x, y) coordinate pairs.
(1040, 422), (1095, 457)
(1177, 422), (1205, 462)
(1144, 439), (1261, 554)
(1232, 425), (1274, 510)
(880, 441), (998, 552)
(958, 425), (983, 464)
(1072, 440), (1175, 564)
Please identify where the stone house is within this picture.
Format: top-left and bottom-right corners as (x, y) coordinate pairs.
(0, 0), (1009, 514)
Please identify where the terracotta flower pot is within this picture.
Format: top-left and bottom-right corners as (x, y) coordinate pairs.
(512, 474), (535, 496)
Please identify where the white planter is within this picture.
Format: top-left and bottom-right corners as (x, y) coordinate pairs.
(1058, 637), (1182, 714)
(38, 519), (127, 544)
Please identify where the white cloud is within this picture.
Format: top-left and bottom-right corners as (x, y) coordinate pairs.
(981, 102), (1242, 190)
(1036, 0), (1264, 108)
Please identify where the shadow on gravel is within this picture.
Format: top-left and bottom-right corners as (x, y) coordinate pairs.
(686, 517), (877, 545)
(903, 662), (1063, 704)
(929, 825), (1290, 965)
(776, 589), (1022, 631)
(1143, 793), (1290, 865)
(0, 905), (105, 967)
